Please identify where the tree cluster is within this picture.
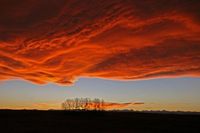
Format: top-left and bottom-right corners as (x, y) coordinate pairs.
(62, 98), (105, 110)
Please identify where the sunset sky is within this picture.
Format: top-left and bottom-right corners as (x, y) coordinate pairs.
(0, 0), (200, 111)
(0, 77), (200, 111)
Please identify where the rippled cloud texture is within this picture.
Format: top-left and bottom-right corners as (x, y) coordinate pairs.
(0, 0), (200, 85)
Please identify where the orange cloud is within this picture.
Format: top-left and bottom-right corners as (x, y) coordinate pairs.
(0, 0), (200, 85)
(70, 101), (144, 110)
(101, 102), (144, 110)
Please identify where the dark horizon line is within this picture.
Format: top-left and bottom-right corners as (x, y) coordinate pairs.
(0, 109), (200, 115)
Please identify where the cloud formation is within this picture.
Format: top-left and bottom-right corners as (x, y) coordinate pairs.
(86, 102), (144, 110)
(0, 0), (200, 85)
(102, 102), (144, 110)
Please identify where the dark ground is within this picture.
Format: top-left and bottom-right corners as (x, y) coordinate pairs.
(0, 110), (199, 133)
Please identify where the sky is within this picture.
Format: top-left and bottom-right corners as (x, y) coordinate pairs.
(0, 0), (200, 111)
(0, 77), (200, 111)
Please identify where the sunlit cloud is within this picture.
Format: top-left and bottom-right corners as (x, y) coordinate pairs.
(0, 0), (200, 85)
(102, 102), (144, 110)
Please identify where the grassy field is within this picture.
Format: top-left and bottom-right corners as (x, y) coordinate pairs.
(0, 110), (199, 133)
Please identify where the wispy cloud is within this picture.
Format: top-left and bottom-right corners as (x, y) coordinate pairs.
(102, 102), (144, 110)
(0, 0), (200, 85)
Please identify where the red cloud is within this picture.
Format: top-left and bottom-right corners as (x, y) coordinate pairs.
(0, 0), (200, 85)
(102, 102), (144, 110)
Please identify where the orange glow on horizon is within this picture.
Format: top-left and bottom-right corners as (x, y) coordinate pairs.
(1, 102), (200, 112)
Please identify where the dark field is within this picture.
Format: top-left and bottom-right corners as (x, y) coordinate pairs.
(0, 110), (199, 133)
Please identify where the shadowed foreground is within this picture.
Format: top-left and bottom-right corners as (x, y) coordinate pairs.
(0, 110), (199, 133)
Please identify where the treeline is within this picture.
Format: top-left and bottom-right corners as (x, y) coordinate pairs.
(62, 98), (105, 110)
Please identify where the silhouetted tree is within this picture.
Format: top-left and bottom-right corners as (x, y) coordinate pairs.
(62, 98), (105, 110)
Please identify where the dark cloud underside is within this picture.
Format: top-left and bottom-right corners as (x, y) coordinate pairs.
(0, 0), (200, 84)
